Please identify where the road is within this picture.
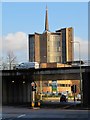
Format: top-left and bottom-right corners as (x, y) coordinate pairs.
(40, 100), (81, 109)
(1, 106), (89, 120)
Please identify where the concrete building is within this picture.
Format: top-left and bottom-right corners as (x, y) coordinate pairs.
(28, 7), (75, 95)
(28, 7), (74, 64)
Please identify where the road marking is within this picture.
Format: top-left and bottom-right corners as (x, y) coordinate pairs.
(17, 114), (26, 118)
(33, 107), (40, 110)
(63, 105), (70, 109)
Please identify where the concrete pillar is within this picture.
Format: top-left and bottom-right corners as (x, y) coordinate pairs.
(2, 79), (7, 104)
(27, 82), (31, 103)
(83, 70), (90, 108)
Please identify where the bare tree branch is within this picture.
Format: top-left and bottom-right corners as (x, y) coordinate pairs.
(7, 51), (17, 70)
(1, 51), (17, 70)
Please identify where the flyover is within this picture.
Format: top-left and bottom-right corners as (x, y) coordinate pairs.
(1, 66), (88, 80)
(1, 66), (90, 108)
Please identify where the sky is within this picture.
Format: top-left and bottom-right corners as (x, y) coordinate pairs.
(0, 1), (88, 63)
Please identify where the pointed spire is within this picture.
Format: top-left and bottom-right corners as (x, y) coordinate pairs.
(45, 5), (49, 31)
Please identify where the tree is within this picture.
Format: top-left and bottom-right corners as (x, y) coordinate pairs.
(7, 51), (17, 70)
(1, 51), (17, 70)
(0, 58), (7, 70)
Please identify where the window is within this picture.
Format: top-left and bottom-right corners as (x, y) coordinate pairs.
(60, 84), (65, 87)
(56, 56), (60, 62)
(48, 46), (50, 51)
(58, 47), (61, 51)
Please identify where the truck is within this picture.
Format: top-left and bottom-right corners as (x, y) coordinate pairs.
(15, 62), (39, 69)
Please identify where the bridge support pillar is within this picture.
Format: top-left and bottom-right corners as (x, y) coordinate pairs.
(83, 69), (90, 108)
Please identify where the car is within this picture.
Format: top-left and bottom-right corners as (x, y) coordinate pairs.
(60, 94), (68, 102)
(15, 62), (39, 69)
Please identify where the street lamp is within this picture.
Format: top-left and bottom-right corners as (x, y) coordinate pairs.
(71, 41), (83, 105)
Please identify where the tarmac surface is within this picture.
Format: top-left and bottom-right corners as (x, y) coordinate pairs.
(1, 105), (90, 120)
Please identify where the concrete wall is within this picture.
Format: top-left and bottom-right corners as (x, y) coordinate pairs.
(2, 76), (32, 105)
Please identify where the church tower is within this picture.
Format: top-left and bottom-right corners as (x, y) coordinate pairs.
(28, 7), (74, 64)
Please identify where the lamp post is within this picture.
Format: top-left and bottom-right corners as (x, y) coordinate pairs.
(40, 75), (42, 101)
(71, 41), (83, 105)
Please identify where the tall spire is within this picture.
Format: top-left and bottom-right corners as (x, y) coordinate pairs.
(45, 5), (49, 31)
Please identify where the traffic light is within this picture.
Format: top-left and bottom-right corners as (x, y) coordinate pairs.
(71, 85), (77, 93)
(31, 82), (37, 91)
(32, 85), (36, 91)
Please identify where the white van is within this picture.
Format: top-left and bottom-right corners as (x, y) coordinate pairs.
(15, 62), (39, 69)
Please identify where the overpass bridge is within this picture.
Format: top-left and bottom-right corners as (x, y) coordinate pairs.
(1, 66), (90, 108)
(1, 66), (89, 80)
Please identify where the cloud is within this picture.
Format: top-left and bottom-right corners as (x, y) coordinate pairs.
(0, 36), (2, 51)
(74, 36), (88, 60)
(2, 32), (27, 51)
(1, 32), (28, 62)
(0, 36), (3, 59)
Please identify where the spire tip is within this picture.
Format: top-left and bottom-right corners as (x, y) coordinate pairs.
(45, 5), (49, 31)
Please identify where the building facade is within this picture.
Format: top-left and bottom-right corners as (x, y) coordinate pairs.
(28, 7), (76, 95)
(28, 7), (74, 64)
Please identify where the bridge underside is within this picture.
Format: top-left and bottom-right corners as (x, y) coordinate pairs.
(2, 68), (90, 108)
(34, 73), (80, 80)
(2, 73), (80, 105)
